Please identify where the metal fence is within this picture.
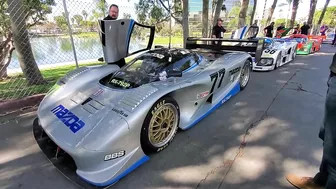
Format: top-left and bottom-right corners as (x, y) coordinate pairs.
(0, 0), (241, 103)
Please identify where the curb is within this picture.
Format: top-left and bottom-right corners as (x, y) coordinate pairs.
(0, 94), (45, 115)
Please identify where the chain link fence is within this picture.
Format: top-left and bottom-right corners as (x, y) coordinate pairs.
(0, 0), (241, 104)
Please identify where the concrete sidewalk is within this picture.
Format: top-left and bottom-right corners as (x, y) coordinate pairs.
(0, 45), (335, 189)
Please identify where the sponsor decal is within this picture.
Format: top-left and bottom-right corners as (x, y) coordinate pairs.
(229, 67), (241, 75)
(93, 88), (104, 96)
(51, 105), (85, 133)
(112, 108), (129, 117)
(104, 150), (125, 161)
(221, 95), (232, 104)
(197, 91), (210, 99)
(110, 78), (131, 88)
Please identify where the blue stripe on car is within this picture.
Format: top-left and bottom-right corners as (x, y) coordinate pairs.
(78, 155), (150, 187)
(184, 81), (241, 130)
(240, 26), (247, 39)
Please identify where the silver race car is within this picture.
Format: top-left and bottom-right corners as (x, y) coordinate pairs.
(252, 38), (297, 71)
(33, 19), (263, 188)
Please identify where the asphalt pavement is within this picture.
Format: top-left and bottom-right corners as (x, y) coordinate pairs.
(0, 45), (335, 189)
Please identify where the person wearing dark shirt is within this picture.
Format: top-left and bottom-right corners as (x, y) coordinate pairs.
(300, 22), (310, 35)
(286, 53), (336, 189)
(100, 4), (126, 67)
(211, 18), (226, 46)
(104, 4), (119, 20)
(277, 23), (285, 31)
(264, 22), (274, 38)
(212, 18), (226, 38)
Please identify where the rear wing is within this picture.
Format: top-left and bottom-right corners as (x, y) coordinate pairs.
(186, 37), (265, 62)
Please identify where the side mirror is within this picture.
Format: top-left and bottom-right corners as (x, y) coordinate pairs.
(167, 70), (182, 77)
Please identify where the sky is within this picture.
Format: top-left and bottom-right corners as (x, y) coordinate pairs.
(47, 0), (336, 22)
(255, 0), (336, 20)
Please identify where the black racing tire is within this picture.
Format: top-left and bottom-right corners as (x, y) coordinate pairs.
(274, 54), (280, 70)
(292, 48), (296, 60)
(140, 96), (180, 154)
(239, 59), (251, 90)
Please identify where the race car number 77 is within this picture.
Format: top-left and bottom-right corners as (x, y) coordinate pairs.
(207, 68), (226, 103)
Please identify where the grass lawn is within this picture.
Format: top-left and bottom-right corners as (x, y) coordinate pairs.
(0, 62), (103, 101)
(153, 36), (183, 44)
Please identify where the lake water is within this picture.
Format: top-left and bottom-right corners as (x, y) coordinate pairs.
(8, 35), (149, 72)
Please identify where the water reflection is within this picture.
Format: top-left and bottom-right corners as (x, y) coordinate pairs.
(9, 35), (145, 70)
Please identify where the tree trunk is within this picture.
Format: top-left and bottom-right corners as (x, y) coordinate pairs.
(315, 0), (330, 34)
(307, 0), (317, 34)
(202, 0), (209, 37)
(212, 0), (224, 27)
(182, 0), (189, 48)
(289, 0), (299, 28)
(0, 34), (14, 79)
(7, 0), (45, 85)
(266, 0), (277, 25)
(250, 0), (257, 26)
(238, 0), (250, 28)
(285, 2), (291, 27)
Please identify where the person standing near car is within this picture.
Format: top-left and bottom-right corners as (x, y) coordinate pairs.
(212, 18), (227, 39)
(293, 24), (301, 34)
(277, 23), (285, 32)
(104, 4), (119, 20)
(264, 22), (274, 38)
(286, 53), (336, 189)
(211, 18), (227, 46)
(320, 24), (328, 36)
(300, 22), (310, 35)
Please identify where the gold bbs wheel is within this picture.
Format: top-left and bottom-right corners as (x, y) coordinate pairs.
(148, 103), (178, 147)
(141, 97), (180, 153)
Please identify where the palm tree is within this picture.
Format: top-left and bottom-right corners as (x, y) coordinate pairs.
(315, 0), (330, 34)
(202, 0), (209, 37)
(289, 0), (299, 28)
(307, 0), (317, 34)
(250, 0), (257, 25)
(266, 0), (278, 25)
(238, 0), (250, 28)
(285, 0), (292, 27)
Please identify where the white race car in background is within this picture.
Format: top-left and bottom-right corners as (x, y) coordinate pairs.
(252, 38), (297, 71)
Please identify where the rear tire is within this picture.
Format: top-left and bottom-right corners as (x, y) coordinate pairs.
(141, 96), (180, 154)
(239, 59), (250, 90)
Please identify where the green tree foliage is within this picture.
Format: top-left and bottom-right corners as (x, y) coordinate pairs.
(226, 5), (252, 30)
(313, 6), (336, 27)
(73, 14), (84, 26)
(54, 14), (67, 31)
(1, 0), (55, 80)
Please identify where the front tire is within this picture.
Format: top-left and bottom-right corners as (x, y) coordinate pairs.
(239, 59), (250, 90)
(274, 54), (280, 70)
(141, 96), (180, 154)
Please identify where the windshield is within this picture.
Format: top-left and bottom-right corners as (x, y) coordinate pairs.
(245, 26), (259, 39)
(104, 49), (199, 89)
(264, 38), (273, 48)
